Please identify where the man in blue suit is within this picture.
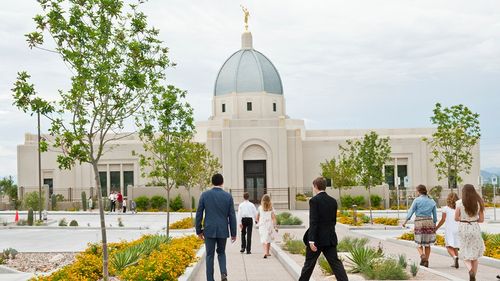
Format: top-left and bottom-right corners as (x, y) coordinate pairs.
(196, 173), (237, 281)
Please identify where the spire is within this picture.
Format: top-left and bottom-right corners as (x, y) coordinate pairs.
(241, 31), (253, 49)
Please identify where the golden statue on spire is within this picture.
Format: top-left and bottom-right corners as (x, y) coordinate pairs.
(241, 5), (250, 31)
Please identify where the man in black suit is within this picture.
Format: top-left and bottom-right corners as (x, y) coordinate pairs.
(299, 177), (348, 281)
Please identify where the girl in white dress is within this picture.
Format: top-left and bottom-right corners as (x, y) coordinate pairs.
(435, 192), (460, 268)
(455, 184), (485, 281)
(256, 194), (277, 258)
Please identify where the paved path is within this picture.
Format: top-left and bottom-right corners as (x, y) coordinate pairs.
(193, 227), (294, 281)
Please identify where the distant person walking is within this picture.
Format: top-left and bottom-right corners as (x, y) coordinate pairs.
(256, 194), (277, 259)
(402, 184), (437, 267)
(435, 192), (460, 268)
(455, 184), (485, 281)
(299, 177), (348, 281)
(130, 200), (137, 214)
(195, 174), (237, 281)
(237, 192), (257, 254)
(108, 191), (116, 212)
(88, 196), (93, 211)
(122, 198), (127, 213)
(117, 191), (123, 212)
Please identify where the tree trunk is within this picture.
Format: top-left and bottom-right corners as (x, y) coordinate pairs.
(166, 187), (170, 237)
(188, 187), (193, 220)
(92, 163), (109, 281)
(338, 188), (342, 210)
(368, 186), (373, 224)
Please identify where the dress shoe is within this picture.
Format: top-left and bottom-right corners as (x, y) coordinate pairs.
(240, 248), (245, 253)
(246, 251), (251, 254)
(221, 273), (228, 281)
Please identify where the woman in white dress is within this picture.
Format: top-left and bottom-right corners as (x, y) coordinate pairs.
(455, 184), (485, 281)
(256, 194), (277, 259)
(435, 192), (460, 268)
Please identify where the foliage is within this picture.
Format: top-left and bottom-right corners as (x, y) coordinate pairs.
(169, 194), (184, 211)
(82, 192), (87, 212)
(276, 212), (302, 225)
(398, 254), (408, 269)
(340, 195), (366, 208)
(481, 184), (496, 203)
(118, 218), (124, 227)
(483, 232), (500, 259)
(347, 246), (383, 273)
(2, 248), (18, 260)
(13, 0), (176, 278)
(410, 262), (419, 277)
(295, 193), (307, 201)
(58, 218), (68, 227)
(338, 216), (362, 226)
(282, 239), (306, 255)
(370, 195), (382, 208)
(0, 176), (19, 209)
(150, 195), (167, 210)
(111, 235), (170, 273)
(69, 220), (79, 227)
(27, 208), (34, 226)
(373, 217), (399, 226)
(134, 196), (150, 211)
(17, 219), (27, 226)
(337, 237), (369, 252)
(320, 154), (357, 208)
(318, 255), (333, 274)
(429, 186), (443, 205)
(364, 258), (408, 280)
(424, 103), (481, 189)
(340, 131), (391, 223)
(23, 191), (45, 211)
(169, 217), (194, 229)
(51, 194), (57, 210)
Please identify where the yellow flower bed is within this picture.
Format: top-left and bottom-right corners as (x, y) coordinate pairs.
(170, 217), (194, 229)
(338, 216), (362, 226)
(120, 235), (203, 280)
(373, 217), (399, 226)
(31, 235), (202, 281)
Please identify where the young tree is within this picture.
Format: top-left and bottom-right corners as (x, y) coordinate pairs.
(135, 86), (194, 237)
(424, 103), (480, 190)
(0, 176), (19, 210)
(341, 131), (391, 223)
(320, 154), (357, 209)
(12, 1), (172, 279)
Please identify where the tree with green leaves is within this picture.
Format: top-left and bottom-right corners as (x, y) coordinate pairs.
(320, 154), (357, 209)
(11, 1), (172, 279)
(341, 131), (391, 223)
(424, 103), (480, 191)
(135, 86), (195, 237)
(0, 176), (19, 210)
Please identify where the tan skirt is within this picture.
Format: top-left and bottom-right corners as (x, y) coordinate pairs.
(414, 216), (436, 247)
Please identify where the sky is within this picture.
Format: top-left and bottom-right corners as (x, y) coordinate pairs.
(1, 0), (500, 179)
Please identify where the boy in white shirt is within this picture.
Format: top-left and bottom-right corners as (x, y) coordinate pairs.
(237, 192), (258, 254)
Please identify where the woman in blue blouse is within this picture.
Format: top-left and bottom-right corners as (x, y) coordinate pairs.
(402, 184), (437, 267)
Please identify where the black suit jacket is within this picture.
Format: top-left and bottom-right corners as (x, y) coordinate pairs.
(303, 192), (338, 247)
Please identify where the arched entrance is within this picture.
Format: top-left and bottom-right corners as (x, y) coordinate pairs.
(243, 145), (267, 203)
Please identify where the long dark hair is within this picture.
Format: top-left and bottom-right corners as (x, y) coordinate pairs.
(462, 184), (484, 217)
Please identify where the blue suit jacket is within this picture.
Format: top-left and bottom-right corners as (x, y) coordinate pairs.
(195, 187), (237, 238)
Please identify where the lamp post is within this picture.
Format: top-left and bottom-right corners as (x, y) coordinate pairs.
(37, 111), (42, 221)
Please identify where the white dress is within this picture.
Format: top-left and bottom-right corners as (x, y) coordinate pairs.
(442, 206), (459, 248)
(456, 200), (485, 260)
(257, 206), (275, 243)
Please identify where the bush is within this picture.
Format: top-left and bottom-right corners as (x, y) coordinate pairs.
(169, 217), (194, 229)
(410, 262), (418, 277)
(69, 220), (78, 227)
(340, 195), (354, 208)
(373, 217), (399, 226)
(23, 191), (45, 211)
(353, 195), (365, 207)
(398, 254), (407, 269)
(150, 195), (167, 210)
(365, 258), (408, 280)
(134, 196), (150, 211)
(51, 194), (57, 210)
(169, 194), (183, 211)
(27, 208), (34, 226)
(276, 212), (302, 225)
(111, 235), (171, 272)
(282, 240), (306, 255)
(295, 193), (307, 201)
(370, 195), (382, 208)
(337, 237), (369, 252)
(59, 218), (68, 226)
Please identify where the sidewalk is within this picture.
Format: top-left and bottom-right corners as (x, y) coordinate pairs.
(193, 227), (294, 281)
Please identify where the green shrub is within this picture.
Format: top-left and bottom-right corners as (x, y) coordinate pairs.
(296, 193), (307, 201)
(353, 196), (365, 207)
(347, 246), (382, 273)
(276, 212), (302, 225)
(365, 258), (408, 280)
(340, 195), (354, 208)
(16, 219), (27, 226)
(23, 191), (45, 211)
(169, 195), (183, 211)
(134, 196), (150, 211)
(51, 194), (57, 210)
(398, 254), (407, 269)
(118, 217), (124, 227)
(82, 191), (87, 211)
(27, 208), (34, 226)
(337, 237), (369, 252)
(59, 218), (68, 226)
(150, 195), (167, 210)
(282, 240), (306, 255)
(111, 234), (171, 272)
(69, 220), (78, 226)
(318, 255), (332, 274)
(370, 195), (382, 208)
(410, 262), (418, 277)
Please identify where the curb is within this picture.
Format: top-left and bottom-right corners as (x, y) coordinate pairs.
(387, 237), (500, 269)
(337, 222), (404, 231)
(270, 243), (316, 281)
(0, 226), (148, 230)
(178, 245), (206, 281)
(277, 225), (306, 229)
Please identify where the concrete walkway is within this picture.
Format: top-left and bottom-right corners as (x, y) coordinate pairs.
(193, 227), (294, 281)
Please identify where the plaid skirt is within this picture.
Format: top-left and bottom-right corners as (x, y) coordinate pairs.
(414, 216), (436, 247)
